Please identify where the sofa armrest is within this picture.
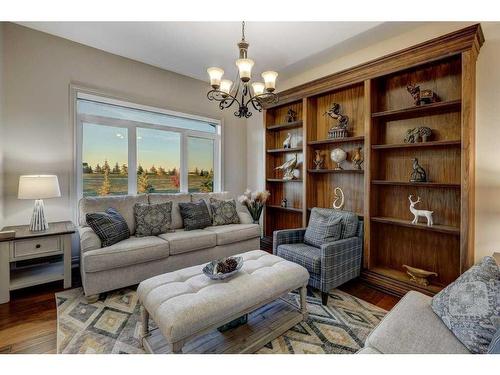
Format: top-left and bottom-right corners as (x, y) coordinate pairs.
(78, 226), (101, 254)
(319, 236), (362, 290)
(272, 228), (306, 255)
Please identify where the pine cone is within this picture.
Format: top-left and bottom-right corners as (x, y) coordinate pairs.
(225, 258), (238, 272)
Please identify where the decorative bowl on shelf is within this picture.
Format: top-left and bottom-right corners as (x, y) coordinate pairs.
(203, 256), (244, 280)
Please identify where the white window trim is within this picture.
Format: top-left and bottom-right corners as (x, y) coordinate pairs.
(71, 86), (223, 224)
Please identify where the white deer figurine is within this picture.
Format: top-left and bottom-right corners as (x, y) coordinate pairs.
(408, 195), (433, 226)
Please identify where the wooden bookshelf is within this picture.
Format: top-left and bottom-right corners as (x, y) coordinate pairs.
(267, 147), (302, 154)
(263, 24), (483, 296)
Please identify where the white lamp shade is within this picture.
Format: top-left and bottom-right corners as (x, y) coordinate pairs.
(262, 71), (278, 91)
(251, 82), (265, 96)
(207, 67), (224, 88)
(18, 175), (61, 200)
(220, 79), (233, 95)
(235, 58), (254, 82)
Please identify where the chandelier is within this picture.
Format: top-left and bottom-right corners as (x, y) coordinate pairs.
(206, 22), (279, 118)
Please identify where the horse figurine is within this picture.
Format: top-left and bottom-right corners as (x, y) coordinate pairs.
(408, 195), (433, 226)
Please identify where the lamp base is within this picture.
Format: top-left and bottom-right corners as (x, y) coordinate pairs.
(30, 199), (49, 232)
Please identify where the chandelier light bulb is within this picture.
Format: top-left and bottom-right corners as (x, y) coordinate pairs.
(251, 82), (265, 96)
(236, 58), (254, 82)
(207, 67), (224, 89)
(220, 79), (233, 96)
(262, 71), (278, 92)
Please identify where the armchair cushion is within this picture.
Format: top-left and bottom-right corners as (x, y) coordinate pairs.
(309, 208), (359, 239)
(304, 210), (342, 248)
(276, 243), (321, 274)
(78, 226), (101, 253)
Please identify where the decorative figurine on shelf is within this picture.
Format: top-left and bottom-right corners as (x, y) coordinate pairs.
(332, 187), (345, 210)
(275, 154), (298, 180)
(286, 108), (297, 123)
(408, 195), (434, 226)
(281, 198), (288, 208)
(404, 127), (432, 143)
(351, 147), (364, 170)
(407, 83), (438, 106)
(325, 103), (349, 139)
(410, 158), (427, 182)
(330, 148), (347, 170)
(402, 265), (438, 287)
(313, 150), (324, 170)
(283, 133), (292, 149)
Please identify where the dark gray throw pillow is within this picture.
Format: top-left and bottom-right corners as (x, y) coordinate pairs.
(134, 202), (173, 237)
(210, 198), (240, 226)
(86, 208), (130, 247)
(178, 200), (211, 231)
(431, 256), (500, 354)
(304, 210), (342, 248)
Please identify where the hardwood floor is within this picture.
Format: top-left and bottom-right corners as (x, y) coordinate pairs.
(0, 264), (399, 354)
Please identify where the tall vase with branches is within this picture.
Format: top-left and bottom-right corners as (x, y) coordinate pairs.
(238, 189), (270, 225)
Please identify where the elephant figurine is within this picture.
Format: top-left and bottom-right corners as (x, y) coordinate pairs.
(404, 127), (432, 143)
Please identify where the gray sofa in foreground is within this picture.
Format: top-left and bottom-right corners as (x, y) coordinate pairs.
(78, 192), (260, 300)
(359, 291), (469, 354)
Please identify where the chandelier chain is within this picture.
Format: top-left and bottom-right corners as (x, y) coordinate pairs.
(241, 21), (245, 41)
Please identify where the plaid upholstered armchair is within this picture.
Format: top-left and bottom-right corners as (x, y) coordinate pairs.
(273, 208), (363, 305)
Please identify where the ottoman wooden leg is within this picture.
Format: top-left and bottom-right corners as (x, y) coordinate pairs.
(172, 341), (184, 354)
(299, 285), (308, 320)
(140, 305), (150, 341)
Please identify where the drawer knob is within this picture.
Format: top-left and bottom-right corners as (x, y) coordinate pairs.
(35, 244), (41, 249)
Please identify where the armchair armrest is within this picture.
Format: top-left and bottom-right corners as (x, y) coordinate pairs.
(78, 226), (101, 254)
(319, 236), (363, 291)
(272, 228), (307, 255)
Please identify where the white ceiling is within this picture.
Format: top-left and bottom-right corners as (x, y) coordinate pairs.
(18, 22), (391, 84)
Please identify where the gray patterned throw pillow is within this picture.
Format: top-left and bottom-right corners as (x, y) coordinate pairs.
(210, 198), (240, 226)
(178, 200), (212, 231)
(134, 202), (173, 237)
(304, 210), (342, 248)
(431, 256), (500, 353)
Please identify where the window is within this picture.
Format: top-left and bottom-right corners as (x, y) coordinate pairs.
(76, 93), (221, 198)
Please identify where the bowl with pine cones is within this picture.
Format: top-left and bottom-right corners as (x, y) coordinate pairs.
(203, 256), (243, 280)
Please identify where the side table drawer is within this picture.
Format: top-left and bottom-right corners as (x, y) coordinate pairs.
(12, 237), (62, 259)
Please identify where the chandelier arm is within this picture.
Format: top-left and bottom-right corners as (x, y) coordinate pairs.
(206, 90), (242, 109)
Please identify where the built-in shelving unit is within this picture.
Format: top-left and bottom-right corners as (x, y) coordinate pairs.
(263, 24), (483, 297)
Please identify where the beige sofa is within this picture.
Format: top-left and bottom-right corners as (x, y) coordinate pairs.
(78, 192), (260, 300)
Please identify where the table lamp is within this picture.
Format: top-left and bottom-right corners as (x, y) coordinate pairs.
(18, 175), (61, 232)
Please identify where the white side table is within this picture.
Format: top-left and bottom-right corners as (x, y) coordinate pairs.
(0, 221), (75, 304)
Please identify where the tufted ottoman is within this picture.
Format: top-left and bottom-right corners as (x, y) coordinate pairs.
(137, 250), (310, 353)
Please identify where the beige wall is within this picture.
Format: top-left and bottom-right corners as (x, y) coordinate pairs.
(1, 23), (247, 236)
(0, 23), (4, 229)
(246, 22), (500, 261)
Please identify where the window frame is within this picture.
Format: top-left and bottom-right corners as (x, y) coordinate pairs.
(73, 89), (222, 205)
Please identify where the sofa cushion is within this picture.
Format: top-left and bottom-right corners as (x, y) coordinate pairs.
(209, 198), (240, 226)
(148, 193), (191, 230)
(204, 224), (260, 246)
(276, 243), (321, 274)
(304, 209), (342, 248)
(159, 229), (216, 255)
(134, 201), (173, 237)
(431, 256), (499, 353)
(83, 236), (170, 273)
(79, 194), (147, 235)
(86, 208), (130, 247)
(365, 291), (469, 354)
(179, 200), (212, 230)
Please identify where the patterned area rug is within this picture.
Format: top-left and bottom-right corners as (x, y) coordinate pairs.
(56, 287), (386, 354)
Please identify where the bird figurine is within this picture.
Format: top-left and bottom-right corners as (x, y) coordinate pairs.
(313, 150), (324, 170)
(351, 147), (363, 170)
(283, 133), (292, 149)
(275, 154), (298, 180)
(410, 158), (427, 182)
